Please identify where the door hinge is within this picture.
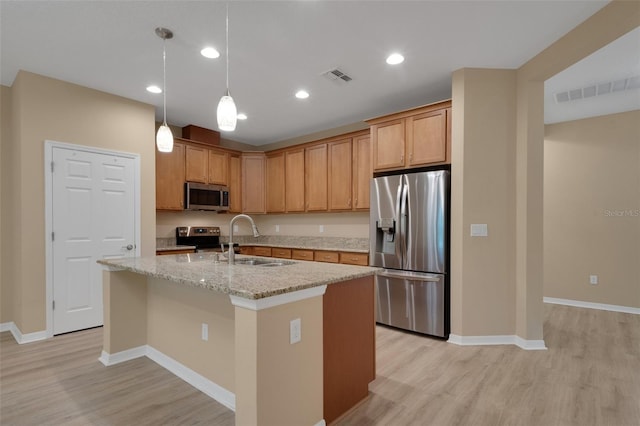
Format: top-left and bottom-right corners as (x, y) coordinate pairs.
(51, 161), (54, 173)
(51, 231), (55, 242)
(52, 300), (55, 310)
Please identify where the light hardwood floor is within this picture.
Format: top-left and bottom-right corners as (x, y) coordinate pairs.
(1, 304), (638, 426)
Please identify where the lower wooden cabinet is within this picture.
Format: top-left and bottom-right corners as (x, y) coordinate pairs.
(339, 252), (369, 266)
(252, 246), (272, 257)
(291, 249), (314, 261)
(314, 251), (340, 263)
(156, 248), (196, 256)
(271, 248), (292, 259)
(238, 246), (253, 255)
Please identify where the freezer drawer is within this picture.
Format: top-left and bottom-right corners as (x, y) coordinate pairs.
(375, 270), (445, 337)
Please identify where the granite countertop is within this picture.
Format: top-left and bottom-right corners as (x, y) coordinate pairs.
(156, 245), (196, 252)
(98, 254), (378, 300)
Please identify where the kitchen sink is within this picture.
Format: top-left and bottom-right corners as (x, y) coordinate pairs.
(233, 258), (295, 267)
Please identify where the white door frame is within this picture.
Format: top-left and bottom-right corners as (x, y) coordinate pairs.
(44, 140), (141, 338)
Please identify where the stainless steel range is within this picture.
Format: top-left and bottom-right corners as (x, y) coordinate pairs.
(176, 226), (239, 253)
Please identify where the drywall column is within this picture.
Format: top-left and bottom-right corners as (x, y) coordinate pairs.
(450, 68), (517, 338)
(232, 289), (325, 426)
(514, 78), (545, 342)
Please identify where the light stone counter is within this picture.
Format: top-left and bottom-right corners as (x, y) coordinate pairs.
(98, 254), (378, 300)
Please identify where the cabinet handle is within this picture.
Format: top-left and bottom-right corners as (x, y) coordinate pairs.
(351, 257), (358, 261)
(410, 152), (413, 161)
(348, 198), (351, 207)
(400, 154), (404, 162)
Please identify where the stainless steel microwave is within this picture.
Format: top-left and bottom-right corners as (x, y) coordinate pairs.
(184, 182), (230, 211)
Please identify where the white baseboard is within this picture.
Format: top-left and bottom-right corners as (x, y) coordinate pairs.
(98, 346), (147, 366)
(100, 345), (235, 412)
(448, 334), (547, 350)
(1, 322), (48, 344)
(146, 346), (235, 412)
(544, 297), (640, 315)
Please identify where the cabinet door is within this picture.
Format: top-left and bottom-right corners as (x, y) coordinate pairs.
(352, 134), (371, 210)
(266, 153), (285, 213)
(229, 154), (242, 213)
(208, 150), (229, 185)
(185, 145), (208, 183)
(305, 144), (328, 211)
(328, 138), (352, 211)
(285, 149), (305, 212)
(406, 109), (447, 166)
(156, 142), (185, 210)
(372, 119), (405, 171)
(242, 153), (266, 213)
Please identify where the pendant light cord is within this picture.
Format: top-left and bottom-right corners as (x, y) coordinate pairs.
(225, 2), (229, 91)
(162, 39), (168, 125)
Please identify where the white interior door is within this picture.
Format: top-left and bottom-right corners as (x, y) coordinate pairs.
(52, 147), (136, 335)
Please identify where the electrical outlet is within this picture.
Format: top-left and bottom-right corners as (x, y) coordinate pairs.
(319, 225), (324, 233)
(201, 323), (209, 341)
(290, 318), (301, 344)
(233, 224), (239, 233)
(275, 225), (280, 233)
(590, 275), (598, 285)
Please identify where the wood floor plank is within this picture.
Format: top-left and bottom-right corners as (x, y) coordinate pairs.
(1, 304), (638, 426)
(334, 304), (640, 426)
(0, 328), (235, 426)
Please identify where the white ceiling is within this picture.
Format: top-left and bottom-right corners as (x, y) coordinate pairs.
(3, 0), (631, 146)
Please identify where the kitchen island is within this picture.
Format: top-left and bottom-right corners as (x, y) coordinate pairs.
(98, 254), (378, 426)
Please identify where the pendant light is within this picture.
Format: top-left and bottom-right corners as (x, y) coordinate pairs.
(217, 3), (237, 132)
(155, 27), (174, 152)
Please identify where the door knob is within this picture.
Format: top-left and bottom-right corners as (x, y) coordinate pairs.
(123, 244), (134, 251)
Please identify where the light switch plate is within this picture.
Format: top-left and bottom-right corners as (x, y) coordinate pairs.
(590, 275), (598, 285)
(319, 225), (324, 233)
(275, 225), (280, 233)
(470, 224), (488, 237)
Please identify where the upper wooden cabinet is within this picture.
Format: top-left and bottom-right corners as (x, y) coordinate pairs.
(328, 138), (353, 211)
(368, 100), (451, 171)
(208, 150), (229, 186)
(228, 154), (242, 213)
(185, 145), (208, 183)
(242, 152), (266, 214)
(285, 149), (305, 212)
(305, 144), (328, 211)
(156, 142), (185, 211)
(266, 152), (285, 213)
(352, 133), (371, 210)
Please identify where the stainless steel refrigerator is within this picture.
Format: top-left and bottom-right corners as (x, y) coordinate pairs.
(370, 169), (449, 337)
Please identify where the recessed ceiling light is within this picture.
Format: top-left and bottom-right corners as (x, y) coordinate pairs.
(237, 113), (247, 120)
(386, 53), (404, 65)
(295, 90), (310, 99)
(201, 47), (220, 59)
(146, 85), (162, 94)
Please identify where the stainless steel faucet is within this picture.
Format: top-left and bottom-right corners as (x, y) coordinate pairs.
(228, 214), (260, 264)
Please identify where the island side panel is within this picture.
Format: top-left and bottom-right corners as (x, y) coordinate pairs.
(146, 277), (236, 393)
(323, 276), (375, 424)
(235, 295), (324, 426)
(102, 270), (148, 354)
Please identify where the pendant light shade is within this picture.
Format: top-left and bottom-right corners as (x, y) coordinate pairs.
(217, 90), (237, 131)
(217, 3), (237, 132)
(156, 124), (174, 152)
(155, 27), (174, 152)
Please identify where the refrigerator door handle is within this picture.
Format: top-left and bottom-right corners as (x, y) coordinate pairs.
(377, 270), (442, 282)
(399, 178), (408, 266)
(395, 180), (404, 262)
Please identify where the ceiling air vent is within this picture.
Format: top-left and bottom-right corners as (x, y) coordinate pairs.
(322, 68), (353, 83)
(554, 74), (640, 103)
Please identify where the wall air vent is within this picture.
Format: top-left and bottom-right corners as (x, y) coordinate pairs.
(322, 68), (353, 83)
(554, 74), (640, 103)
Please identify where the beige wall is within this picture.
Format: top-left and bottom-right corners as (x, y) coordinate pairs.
(3, 71), (156, 333)
(450, 68), (517, 336)
(544, 111), (640, 308)
(147, 277), (236, 392)
(157, 211), (369, 239)
(450, 1), (639, 340)
(0, 85), (10, 323)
